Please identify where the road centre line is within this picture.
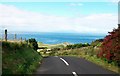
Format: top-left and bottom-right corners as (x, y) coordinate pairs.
(72, 72), (78, 76)
(60, 58), (69, 66)
(60, 57), (78, 76)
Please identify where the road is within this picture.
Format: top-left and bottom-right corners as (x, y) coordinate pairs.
(35, 56), (119, 76)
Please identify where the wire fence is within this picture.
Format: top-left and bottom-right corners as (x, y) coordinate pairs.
(1, 29), (26, 42)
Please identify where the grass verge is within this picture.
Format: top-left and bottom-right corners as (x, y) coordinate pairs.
(2, 41), (43, 75)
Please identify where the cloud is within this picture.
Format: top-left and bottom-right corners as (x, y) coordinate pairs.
(109, 0), (119, 2)
(69, 3), (83, 6)
(73, 14), (118, 33)
(0, 4), (118, 34)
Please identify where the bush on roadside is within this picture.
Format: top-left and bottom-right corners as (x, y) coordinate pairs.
(91, 39), (103, 47)
(26, 38), (38, 51)
(98, 25), (120, 66)
(65, 43), (90, 49)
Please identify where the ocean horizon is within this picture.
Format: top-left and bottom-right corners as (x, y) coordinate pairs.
(2, 32), (105, 44)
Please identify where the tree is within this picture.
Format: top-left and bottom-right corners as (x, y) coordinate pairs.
(98, 24), (120, 66)
(26, 38), (38, 51)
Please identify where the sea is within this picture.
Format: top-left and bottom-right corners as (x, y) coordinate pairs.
(1, 32), (105, 44)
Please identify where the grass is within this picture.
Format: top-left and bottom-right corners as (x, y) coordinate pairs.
(2, 41), (43, 75)
(38, 42), (66, 49)
(82, 55), (119, 73)
(37, 42), (67, 57)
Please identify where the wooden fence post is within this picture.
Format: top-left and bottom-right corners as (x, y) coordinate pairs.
(5, 29), (7, 41)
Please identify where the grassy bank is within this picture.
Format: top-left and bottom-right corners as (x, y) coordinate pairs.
(2, 41), (42, 75)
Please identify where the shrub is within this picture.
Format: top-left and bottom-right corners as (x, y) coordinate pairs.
(91, 39), (103, 47)
(98, 25), (120, 66)
(26, 38), (38, 51)
(65, 43), (90, 50)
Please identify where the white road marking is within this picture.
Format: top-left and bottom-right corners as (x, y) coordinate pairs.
(60, 58), (69, 66)
(72, 72), (78, 76)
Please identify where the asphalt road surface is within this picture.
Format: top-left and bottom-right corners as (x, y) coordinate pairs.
(35, 56), (119, 76)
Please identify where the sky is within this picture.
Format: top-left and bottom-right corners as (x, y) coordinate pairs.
(0, 1), (118, 34)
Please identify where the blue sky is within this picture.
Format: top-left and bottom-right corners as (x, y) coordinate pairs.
(1, 2), (117, 16)
(0, 2), (118, 34)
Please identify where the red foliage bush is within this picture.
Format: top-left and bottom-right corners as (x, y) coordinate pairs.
(98, 25), (120, 65)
